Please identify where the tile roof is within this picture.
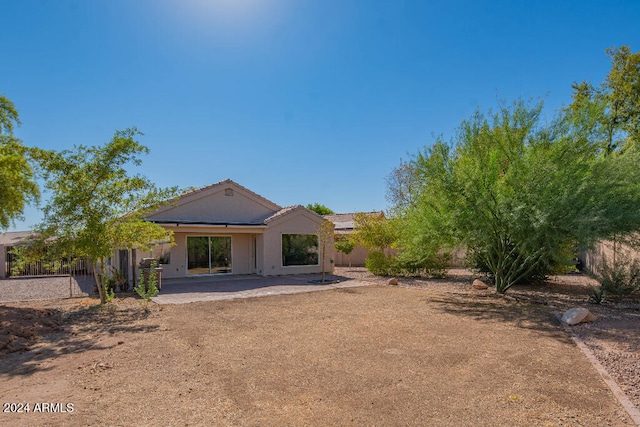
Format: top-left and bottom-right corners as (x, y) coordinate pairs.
(323, 212), (384, 231)
(169, 178), (281, 210)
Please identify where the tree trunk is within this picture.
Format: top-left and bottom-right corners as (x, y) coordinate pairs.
(93, 260), (106, 304)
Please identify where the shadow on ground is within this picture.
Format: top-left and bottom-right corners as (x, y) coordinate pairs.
(0, 303), (159, 377)
(426, 293), (571, 342)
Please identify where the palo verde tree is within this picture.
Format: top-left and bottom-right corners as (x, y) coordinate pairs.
(0, 95), (39, 229)
(389, 99), (640, 293)
(25, 128), (179, 304)
(569, 45), (640, 154)
(567, 45), (640, 261)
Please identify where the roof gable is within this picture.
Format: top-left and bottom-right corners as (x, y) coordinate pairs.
(264, 205), (326, 226)
(147, 179), (282, 224)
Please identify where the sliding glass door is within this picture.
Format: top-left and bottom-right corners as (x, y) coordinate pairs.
(187, 236), (232, 275)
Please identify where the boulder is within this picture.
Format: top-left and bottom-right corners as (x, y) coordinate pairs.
(561, 308), (598, 326)
(387, 278), (399, 286)
(472, 279), (489, 290)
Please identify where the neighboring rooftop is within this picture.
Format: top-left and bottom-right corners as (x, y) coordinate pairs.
(323, 212), (383, 234)
(0, 231), (34, 246)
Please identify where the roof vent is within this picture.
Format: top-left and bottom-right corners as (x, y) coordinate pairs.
(225, 188), (234, 196)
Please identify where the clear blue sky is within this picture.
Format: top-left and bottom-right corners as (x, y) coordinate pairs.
(3, 0), (639, 230)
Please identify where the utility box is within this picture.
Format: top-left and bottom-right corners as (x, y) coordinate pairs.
(139, 258), (163, 290)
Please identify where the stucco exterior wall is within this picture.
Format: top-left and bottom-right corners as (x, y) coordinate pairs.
(263, 211), (334, 276)
(334, 244), (369, 267)
(582, 239), (640, 275)
(137, 232), (259, 279)
(148, 183), (278, 224)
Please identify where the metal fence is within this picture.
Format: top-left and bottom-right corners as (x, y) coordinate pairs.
(5, 246), (90, 277)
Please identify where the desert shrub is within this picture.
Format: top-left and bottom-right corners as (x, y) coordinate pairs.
(365, 251), (393, 276)
(102, 275), (116, 303)
(135, 261), (160, 311)
(394, 252), (449, 278)
(366, 251), (449, 278)
(591, 256), (640, 302)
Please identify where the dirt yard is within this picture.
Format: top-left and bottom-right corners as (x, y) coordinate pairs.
(1, 268), (638, 426)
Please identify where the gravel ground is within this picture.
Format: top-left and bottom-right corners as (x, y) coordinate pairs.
(0, 275), (93, 302)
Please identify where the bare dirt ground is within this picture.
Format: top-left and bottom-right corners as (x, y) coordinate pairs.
(1, 267), (638, 426)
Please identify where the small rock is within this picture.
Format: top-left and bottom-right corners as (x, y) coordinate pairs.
(472, 279), (489, 290)
(561, 307), (598, 325)
(387, 278), (399, 286)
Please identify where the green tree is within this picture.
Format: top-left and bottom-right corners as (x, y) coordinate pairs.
(568, 45), (640, 153)
(351, 212), (396, 252)
(317, 220), (335, 283)
(0, 95), (39, 229)
(567, 45), (640, 261)
(334, 235), (356, 267)
(390, 100), (640, 293)
(306, 203), (334, 216)
(24, 128), (179, 303)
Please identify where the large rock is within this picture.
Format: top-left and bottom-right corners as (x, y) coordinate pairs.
(472, 279), (489, 290)
(561, 308), (598, 326)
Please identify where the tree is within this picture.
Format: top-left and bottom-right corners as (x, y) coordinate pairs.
(390, 100), (640, 293)
(0, 95), (39, 230)
(24, 128), (179, 304)
(567, 45), (640, 262)
(568, 45), (640, 153)
(351, 212), (396, 253)
(306, 203), (334, 216)
(334, 235), (356, 267)
(317, 219), (335, 283)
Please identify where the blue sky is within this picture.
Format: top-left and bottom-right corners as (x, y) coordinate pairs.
(3, 0), (639, 230)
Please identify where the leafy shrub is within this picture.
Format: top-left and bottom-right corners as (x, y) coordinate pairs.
(366, 251), (449, 278)
(135, 262), (160, 311)
(394, 253), (449, 278)
(102, 275), (116, 303)
(591, 256), (640, 302)
(365, 251), (392, 276)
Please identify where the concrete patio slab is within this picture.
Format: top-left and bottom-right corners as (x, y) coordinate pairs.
(152, 273), (373, 304)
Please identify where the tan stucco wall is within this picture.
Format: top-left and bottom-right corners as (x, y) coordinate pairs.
(139, 232), (259, 279)
(334, 244), (369, 267)
(263, 211), (334, 276)
(582, 239), (640, 275)
(148, 183), (278, 224)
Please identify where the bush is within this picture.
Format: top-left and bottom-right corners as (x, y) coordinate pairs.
(366, 251), (449, 278)
(591, 256), (640, 303)
(135, 262), (160, 311)
(365, 251), (392, 276)
(100, 274), (116, 303)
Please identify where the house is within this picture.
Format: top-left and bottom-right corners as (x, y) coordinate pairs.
(128, 179), (334, 279)
(0, 231), (32, 278)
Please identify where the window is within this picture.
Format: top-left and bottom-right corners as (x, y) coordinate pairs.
(282, 234), (318, 266)
(187, 236), (232, 275)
